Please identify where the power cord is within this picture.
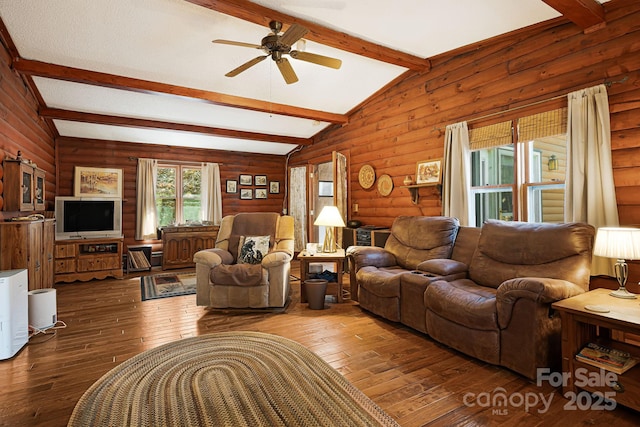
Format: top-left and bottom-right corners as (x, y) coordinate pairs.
(28, 320), (67, 344)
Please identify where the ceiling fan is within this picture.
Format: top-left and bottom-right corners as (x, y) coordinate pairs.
(212, 20), (342, 84)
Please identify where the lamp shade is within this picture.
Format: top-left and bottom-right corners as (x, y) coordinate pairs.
(593, 227), (640, 260)
(314, 206), (346, 227)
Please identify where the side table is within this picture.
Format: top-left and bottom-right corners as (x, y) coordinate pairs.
(297, 249), (347, 303)
(552, 288), (640, 411)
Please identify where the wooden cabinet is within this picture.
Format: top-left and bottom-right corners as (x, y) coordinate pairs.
(0, 219), (55, 290)
(343, 227), (391, 248)
(2, 159), (46, 212)
(161, 225), (218, 270)
(54, 238), (123, 283)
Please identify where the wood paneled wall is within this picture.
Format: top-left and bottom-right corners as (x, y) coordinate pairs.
(56, 138), (286, 250)
(0, 41), (55, 220)
(289, 0), (640, 231)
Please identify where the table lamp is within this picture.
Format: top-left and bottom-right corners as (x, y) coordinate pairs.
(314, 205), (345, 253)
(593, 227), (640, 299)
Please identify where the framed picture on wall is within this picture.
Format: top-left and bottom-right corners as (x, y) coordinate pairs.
(226, 180), (237, 193)
(255, 188), (267, 199)
(240, 189), (253, 199)
(74, 166), (123, 198)
(239, 175), (252, 185)
(254, 175), (267, 186)
(415, 159), (443, 185)
(269, 181), (280, 194)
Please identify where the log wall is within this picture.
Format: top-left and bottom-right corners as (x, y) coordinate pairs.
(56, 138), (286, 251)
(289, 0), (640, 233)
(0, 40), (56, 220)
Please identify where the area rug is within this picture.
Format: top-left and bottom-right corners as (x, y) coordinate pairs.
(67, 331), (399, 427)
(140, 272), (197, 301)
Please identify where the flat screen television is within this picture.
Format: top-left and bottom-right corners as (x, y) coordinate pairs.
(54, 197), (122, 240)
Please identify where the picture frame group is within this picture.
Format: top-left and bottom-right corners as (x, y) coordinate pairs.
(228, 174), (280, 199)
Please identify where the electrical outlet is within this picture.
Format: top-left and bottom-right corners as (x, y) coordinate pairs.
(353, 203), (359, 213)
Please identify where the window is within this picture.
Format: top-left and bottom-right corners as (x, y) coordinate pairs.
(155, 164), (202, 227)
(469, 108), (567, 227)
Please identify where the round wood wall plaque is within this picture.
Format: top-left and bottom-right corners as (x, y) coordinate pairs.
(358, 165), (375, 189)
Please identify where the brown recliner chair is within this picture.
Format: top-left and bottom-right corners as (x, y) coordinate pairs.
(194, 212), (294, 308)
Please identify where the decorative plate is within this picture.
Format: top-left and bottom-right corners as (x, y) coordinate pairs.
(358, 165), (375, 189)
(377, 174), (393, 196)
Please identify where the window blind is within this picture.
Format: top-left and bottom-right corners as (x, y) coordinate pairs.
(468, 120), (512, 150)
(518, 107), (567, 141)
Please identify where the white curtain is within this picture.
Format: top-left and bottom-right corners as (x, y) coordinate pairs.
(135, 158), (158, 240)
(443, 122), (471, 226)
(201, 162), (222, 225)
(334, 151), (348, 249)
(565, 84), (619, 276)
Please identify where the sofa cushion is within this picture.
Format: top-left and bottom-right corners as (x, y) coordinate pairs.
(357, 266), (406, 298)
(237, 235), (270, 264)
(384, 216), (459, 270)
(424, 279), (498, 331)
(468, 220), (594, 290)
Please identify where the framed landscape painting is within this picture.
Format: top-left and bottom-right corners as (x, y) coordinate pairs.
(74, 166), (123, 197)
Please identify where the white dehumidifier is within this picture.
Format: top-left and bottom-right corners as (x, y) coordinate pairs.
(0, 269), (29, 360)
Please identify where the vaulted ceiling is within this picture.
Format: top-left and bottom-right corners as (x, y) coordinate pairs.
(0, 0), (610, 155)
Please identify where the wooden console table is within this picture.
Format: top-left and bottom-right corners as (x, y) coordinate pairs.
(297, 249), (347, 303)
(552, 288), (640, 411)
(160, 225), (218, 270)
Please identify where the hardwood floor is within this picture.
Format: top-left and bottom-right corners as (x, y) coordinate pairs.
(2, 262), (640, 426)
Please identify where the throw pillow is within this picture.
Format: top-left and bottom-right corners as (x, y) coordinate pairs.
(237, 235), (270, 265)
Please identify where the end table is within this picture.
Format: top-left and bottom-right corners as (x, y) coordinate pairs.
(297, 249), (347, 303)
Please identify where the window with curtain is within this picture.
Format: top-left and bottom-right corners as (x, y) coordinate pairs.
(155, 163), (202, 226)
(469, 108), (567, 226)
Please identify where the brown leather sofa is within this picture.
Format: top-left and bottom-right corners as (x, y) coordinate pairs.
(347, 217), (595, 379)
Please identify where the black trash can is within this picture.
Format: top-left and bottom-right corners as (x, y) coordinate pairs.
(304, 279), (328, 310)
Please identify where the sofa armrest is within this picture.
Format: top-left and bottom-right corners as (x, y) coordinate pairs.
(346, 246), (396, 271)
(193, 248), (233, 268)
(416, 259), (468, 276)
(262, 250), (292, 269)
(496, 277), (585, 328)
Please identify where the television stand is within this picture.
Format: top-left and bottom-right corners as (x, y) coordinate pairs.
(54, 237), (123, 283)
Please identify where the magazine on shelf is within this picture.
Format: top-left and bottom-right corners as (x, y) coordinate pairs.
(575, 342), (638, 374)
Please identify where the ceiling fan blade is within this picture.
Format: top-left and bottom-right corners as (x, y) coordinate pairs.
(279, 23), (309, 47)
(290, 51), (342, 69)
(276, 58), (298, 84)
(212, 39), (262, 49)
(225, 55), (268, 77)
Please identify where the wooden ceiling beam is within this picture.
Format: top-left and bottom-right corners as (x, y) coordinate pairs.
(184, 0), (430, 71)
(39, 107), (311, 146)
(13, 58), (348, 124)
(541, 0), (606, 31)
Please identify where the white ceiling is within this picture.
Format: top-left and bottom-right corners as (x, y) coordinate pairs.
(0, 0), (610, 155)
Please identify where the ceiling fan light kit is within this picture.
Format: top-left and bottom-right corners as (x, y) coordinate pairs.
(213, 20), (342, 84)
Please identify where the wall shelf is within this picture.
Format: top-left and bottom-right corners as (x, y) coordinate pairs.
(400, 184), (442, 204)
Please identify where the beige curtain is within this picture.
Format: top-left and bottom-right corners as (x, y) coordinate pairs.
(135, 158), (158, 240)
(565, 84), (619, 276)
(289, 166), (307, 252)
(333, 151), (348, 249)
(201, 162), (222, 225)
(443, 122), (471, 226)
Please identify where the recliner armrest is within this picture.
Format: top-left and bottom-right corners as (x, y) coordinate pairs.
(416, 259), (467, 276)
(193, 248), (233, 268)
(496, 277), (585, 328)
(262, 250), (292, 268)
(346, 246), (396, 271)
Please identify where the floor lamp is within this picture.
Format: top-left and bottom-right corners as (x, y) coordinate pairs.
(593, 227), (640, 299)
(314, 206), (345, 253)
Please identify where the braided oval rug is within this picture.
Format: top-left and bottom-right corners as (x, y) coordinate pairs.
(68, 331), (399, 427)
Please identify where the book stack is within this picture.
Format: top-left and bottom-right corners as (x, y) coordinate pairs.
(129, 250), (151, 270)
(575, 342), (638, 374)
